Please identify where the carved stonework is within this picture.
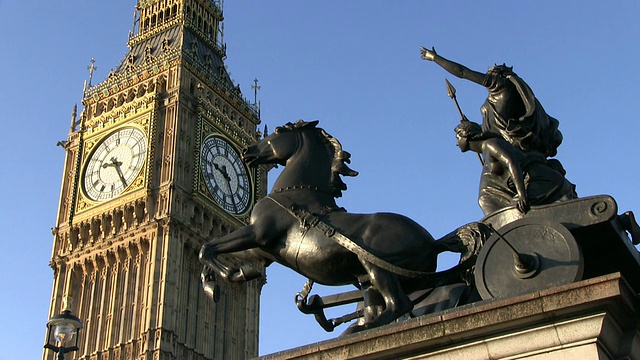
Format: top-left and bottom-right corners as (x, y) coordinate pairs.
(125, 342), (133, 360)
(134, 200), (146, 224)
(48, 2), (262, 359)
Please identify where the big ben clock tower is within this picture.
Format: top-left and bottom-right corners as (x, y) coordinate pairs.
(47, 1), (266, 359)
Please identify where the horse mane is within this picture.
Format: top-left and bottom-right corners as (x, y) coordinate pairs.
(281, 120), (359, 198)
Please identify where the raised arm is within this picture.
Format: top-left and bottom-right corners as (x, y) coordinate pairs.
(420, 46), (486, 86)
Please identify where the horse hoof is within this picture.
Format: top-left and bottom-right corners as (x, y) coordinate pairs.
(229, 269), (245, 282)
(203, 281), (220, 302)
(229, 266), (263, 282)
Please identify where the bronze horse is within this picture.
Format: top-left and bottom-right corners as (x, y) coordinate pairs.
(199, 120), (476, 332)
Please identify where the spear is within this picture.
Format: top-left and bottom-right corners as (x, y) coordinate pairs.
(446, 79), (467, 122)
(445, 79), (484, 165)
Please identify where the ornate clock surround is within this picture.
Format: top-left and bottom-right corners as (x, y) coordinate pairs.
(76, 94), (157, 214)
(194, 96), (259, 222)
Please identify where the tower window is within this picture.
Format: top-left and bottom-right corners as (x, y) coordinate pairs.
(95, 102), (104, 116)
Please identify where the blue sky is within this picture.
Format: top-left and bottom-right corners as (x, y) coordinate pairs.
(1, 1), (638, 357)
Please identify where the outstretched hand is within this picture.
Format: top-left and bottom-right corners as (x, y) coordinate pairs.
(420, 46), (437, 61)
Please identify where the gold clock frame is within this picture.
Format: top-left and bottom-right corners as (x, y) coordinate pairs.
(76, 101), (156, 213)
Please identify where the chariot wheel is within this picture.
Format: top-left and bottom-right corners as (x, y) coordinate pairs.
(474, 217), (583, 300)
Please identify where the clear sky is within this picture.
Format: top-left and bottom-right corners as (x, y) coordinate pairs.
(1, 1), (638, 358)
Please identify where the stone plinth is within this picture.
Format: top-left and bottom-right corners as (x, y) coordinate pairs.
(259, 273), (639, 360)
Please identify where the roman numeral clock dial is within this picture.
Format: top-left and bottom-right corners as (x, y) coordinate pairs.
(201, 135), (251, 215)
(82, 127), (148, 202)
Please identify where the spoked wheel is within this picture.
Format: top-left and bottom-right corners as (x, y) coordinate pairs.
(475, 218), (583, 300)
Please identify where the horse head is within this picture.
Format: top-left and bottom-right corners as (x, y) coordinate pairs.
(243, 120), (358, 198)
(242, 120), (318, 167)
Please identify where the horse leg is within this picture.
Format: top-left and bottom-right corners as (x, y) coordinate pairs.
(199, 224), (260, 282)
(351, 260), (413, 331)
(362, 282), (385, 323)
(343, 281), (385, 334)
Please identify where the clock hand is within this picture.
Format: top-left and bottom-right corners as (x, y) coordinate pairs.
(220, 165), (239, 212)
(213, 163), (238, 212)
(101, 157), (123, 168)
(212, 162), (232, 183)
(108, 157), (128, 187)
(215, 165), (235, 195)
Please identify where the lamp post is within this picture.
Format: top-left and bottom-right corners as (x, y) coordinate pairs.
(44, 309), (83, 360)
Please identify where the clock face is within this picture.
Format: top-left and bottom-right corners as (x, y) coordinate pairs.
(201, 135), (252, 215)
(83, 127), (148, 202)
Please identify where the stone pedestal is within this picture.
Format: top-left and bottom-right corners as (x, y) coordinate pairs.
(259, 273), (639, 359)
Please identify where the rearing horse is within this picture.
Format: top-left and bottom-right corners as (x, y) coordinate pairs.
(199, 120), (475, 332)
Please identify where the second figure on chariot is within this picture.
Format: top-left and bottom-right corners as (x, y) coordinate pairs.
(420, 46), (578, 216)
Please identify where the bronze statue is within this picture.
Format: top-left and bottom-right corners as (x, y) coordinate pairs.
(420, 46), (562, 157)
(421, 46), (578, 215)
(455, 120), (577, 215)
(199, 120), (479, 333)
(198, 119), (640, 335)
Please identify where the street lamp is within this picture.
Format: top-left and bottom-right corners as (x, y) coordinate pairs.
(44, 309), (83, 360)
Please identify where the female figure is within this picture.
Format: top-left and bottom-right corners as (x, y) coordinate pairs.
(422, 46), (563, 158)
(455, 121), (577, 216)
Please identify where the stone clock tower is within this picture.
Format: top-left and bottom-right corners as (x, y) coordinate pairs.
(47, 1), (266, 359)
